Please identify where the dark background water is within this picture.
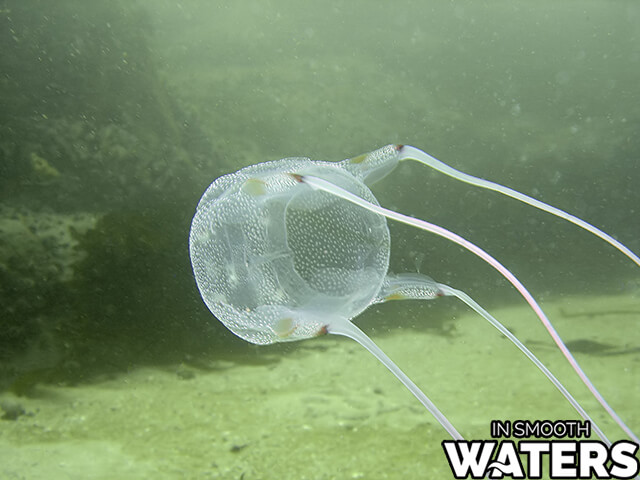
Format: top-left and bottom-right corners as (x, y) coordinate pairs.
(147, 0), (640, 296)
(1, 0), (638, 386)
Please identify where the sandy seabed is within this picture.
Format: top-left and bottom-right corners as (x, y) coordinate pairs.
(1, 294), (638, 480)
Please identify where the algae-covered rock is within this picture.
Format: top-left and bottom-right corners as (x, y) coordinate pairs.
(0, 206), (96, 375)
(0, 0), (219, 212)
(62, 210), (213, 373)
(0, 1), (226, 387)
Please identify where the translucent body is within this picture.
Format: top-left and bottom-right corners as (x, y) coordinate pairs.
(189, 158), (389, 345)
(189, 144), (638, 446)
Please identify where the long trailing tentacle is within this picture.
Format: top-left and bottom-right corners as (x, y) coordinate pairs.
(327, 318), (464, 441)
(439, 282), (612, 445)
(376, 273), (613, 443)
(292, 172), (638, 444)
(398, 145), (640, 267)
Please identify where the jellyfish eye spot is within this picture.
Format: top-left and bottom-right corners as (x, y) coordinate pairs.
(385, 293), (406, 301)
(242, 178), (267, 196)
(274, 317), (297, 338)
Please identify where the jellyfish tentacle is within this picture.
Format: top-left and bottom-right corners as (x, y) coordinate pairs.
(326, 317), (464, 441)
(398, 145), (640, 267)
(374, 272), (612, 445)
(297, 173), (638, 444)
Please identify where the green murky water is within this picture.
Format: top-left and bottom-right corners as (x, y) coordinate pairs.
(1, 1), (638, 478)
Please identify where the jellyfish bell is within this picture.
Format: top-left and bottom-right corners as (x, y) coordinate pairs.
(188, 144), (639, 446)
